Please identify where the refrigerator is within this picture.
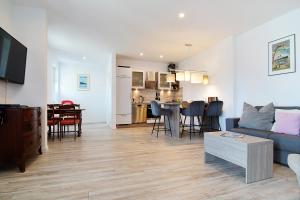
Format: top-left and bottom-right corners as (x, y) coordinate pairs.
(116, 66), (132, 125)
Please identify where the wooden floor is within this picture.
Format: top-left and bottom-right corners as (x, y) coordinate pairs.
(0, 126), (299, 200)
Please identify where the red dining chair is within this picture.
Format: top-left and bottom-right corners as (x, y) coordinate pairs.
(59, 104), (80, 140)
(61, 100), (74, 105)
(47, 104), (60, 140)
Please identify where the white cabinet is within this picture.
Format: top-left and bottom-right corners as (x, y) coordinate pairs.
(158, 72), (171, 89)
(117, 66), (132, 77)
(132, 71), (145, 89)
(116, 66), (132, 125)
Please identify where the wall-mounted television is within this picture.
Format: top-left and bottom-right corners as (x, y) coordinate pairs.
(0, 27), (27, 84)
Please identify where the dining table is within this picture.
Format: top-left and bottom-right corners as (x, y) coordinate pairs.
(47, 105), (85, 137)
(161, 102), (181, 138)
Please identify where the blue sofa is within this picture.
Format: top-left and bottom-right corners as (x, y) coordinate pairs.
(226, 106), (300, 166)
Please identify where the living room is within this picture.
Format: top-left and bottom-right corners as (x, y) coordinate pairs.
(1, 0), (300, 199)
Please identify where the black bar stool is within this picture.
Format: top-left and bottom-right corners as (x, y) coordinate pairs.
(206, 101), (223, 131)
(150, 101), (173, 138)
(181, 101), (205, 140)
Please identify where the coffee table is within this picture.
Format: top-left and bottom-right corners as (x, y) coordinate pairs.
(204, 131), (273, 184)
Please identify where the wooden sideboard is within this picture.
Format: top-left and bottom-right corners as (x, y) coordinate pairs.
(0, 106), (42, 172)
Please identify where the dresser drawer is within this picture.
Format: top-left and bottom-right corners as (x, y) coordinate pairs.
(23, 109), (40, 122)
(23, 132), (40, 155)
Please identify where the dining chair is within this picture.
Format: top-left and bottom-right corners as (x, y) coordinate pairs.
(47, 104), (60, 140)
(61, 100), (74, 105)
(206, 101), (223, 131)
(181, 101), (205, 140)
(150, 101), (173, 138)
(59, 104), (80, 140)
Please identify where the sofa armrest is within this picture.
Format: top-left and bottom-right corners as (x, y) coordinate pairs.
(226, 118), (240, 131)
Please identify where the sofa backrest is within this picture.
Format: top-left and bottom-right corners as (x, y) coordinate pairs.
(255, 106), (300, 110)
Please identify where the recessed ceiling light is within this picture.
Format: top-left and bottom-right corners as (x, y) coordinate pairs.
(178, 12), (185, 19)
(82, 56), (87, 60)
(160, 55), (164, 59)
(139, 52), (144, 56)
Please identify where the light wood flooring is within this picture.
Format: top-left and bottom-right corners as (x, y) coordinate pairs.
(0, 126), (299, 200)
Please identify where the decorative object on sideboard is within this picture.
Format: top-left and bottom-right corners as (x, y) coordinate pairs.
(268, 34), (296, 76)
(78, 74), (90, 90)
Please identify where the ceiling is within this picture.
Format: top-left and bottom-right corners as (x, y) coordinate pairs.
(13, 0), (300, 63)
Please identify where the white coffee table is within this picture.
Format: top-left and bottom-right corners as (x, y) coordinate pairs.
(204, 131), (273, 184)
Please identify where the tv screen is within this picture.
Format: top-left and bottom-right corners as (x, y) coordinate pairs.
(0, 27), (27, 84)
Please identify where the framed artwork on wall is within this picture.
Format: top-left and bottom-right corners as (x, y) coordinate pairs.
(78, 74), (90, 90)
(268, 34), (296, 76)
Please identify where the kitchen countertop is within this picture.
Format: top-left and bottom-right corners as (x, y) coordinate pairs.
(132, 101), (180, 105)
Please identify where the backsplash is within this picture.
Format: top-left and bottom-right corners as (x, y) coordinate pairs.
(132, 88), (183, 103)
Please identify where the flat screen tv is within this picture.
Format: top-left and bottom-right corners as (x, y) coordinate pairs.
(0, 27), (27, 84)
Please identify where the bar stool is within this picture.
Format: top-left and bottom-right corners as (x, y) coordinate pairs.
(181, 101), (205, 140)
(206, 101), (223, 131)
(150, 101), (173, 138)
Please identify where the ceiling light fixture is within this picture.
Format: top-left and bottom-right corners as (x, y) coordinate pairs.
(160, 55), (164, 59)
(178, 12), (185, 19)
(82, 56), (87, 60)
(139, 52), (144, 56)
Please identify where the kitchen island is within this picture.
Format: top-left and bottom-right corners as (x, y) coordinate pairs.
(161, 102), (181, 138)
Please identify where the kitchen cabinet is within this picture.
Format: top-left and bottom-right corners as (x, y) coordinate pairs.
(132, 104), (147, 123)
(132, 71), (145, 89)
(158, 72), (171, 89)
(116, 66), (132, 125)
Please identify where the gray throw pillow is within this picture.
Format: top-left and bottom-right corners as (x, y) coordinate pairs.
(238, 102), (275, 131)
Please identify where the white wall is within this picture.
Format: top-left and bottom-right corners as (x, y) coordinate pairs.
(117, 57), (169, 72)
(235, 8), (300, 115)
(178, 37), (235, 130)
(106, 53), (117, 129)
(58, 57), (110, 124)
(178, 8), (300, 131)
(47, 49), (60, 103)
(0, 0), (12, 103)
(0, 2), (48, 151)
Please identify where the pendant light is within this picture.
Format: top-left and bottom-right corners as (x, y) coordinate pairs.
(176, 71), (185, 81)
(166, 73), (176, 83)
(203, 74), (209, 85)
(190, 72), (203, 84)
(184, 71), (191, 82)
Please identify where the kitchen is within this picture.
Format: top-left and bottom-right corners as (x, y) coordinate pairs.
(116, 57), (183, 126)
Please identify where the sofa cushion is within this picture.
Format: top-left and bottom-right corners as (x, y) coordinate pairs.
(231, 128), (272, 139)
(271, 109), (300, 136)
(268, 132), (300, 154)
(238, 102), (275, 131)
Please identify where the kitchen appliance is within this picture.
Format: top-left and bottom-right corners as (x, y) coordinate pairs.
(132, 103), (147, 123)
(116, 66), (132, 125)
(138, 96), (144, 104)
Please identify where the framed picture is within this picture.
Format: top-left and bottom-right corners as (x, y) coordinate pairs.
(158, 72), (171, 89)
(78, 74), (90, 90)
(268, 34), (296, 76)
